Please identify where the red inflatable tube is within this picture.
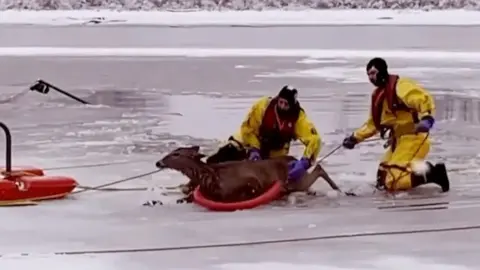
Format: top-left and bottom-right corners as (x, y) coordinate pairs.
(193, 181), (283, 211)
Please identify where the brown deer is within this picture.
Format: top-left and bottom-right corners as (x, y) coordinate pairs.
(155, 145), (341, 203)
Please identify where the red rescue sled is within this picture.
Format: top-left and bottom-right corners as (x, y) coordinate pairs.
(0, 166), (77, 202)
(0, 122), (78, 206)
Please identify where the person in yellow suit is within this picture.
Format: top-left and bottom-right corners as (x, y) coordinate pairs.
(342, 57), (449, 193)
(207, 85), (321, 183)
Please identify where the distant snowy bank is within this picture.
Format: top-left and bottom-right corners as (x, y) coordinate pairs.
(1, 0), (480, 10)
(1, 9), (480, 26)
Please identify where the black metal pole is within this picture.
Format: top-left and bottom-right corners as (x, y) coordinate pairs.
(0, 122), (12, 174)
(39, 80), (90, 105)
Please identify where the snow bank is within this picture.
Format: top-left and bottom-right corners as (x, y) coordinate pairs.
(1, 0), (480, 11)
(1, 9), (480, 25)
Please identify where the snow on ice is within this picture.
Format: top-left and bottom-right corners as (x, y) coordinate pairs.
(1, 0), (480, 10)
(1, 9), (480, 25)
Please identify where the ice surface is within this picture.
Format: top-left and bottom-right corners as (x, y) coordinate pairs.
(1, 9), (480, 26)
(2, 24), (480, 269)
(2, 47), (480, 61)
(217, 261), (475, 270)
(0, 255), (121, 270)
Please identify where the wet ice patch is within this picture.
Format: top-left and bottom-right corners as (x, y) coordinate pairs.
(165, 94), (352, 141)
(165, 95), (256, 139)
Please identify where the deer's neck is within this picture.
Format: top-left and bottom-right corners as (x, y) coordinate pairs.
(180, 161), (219, 188)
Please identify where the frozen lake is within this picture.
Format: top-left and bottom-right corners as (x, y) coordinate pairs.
(1, 24), (480, 269)
(2, 24), (480, 51)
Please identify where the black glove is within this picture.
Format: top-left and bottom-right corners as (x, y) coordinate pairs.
(342, 135), (358, 149)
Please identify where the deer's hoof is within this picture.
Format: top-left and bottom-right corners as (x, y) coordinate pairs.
(143, 200), (163, 207)
(176, 199), (183, 204)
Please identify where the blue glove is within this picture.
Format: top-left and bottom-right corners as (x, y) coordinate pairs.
(415, 116), (435, 133)
(342, 135), (358, 149)
(288, 157), (311, 182)
(248, 148), (261, 161)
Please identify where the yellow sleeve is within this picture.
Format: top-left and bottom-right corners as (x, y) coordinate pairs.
(396, 77), (435, 119)
(239, 97), (269, 149)
(294, 110), (321, 161)
(353, 111), (378, 142)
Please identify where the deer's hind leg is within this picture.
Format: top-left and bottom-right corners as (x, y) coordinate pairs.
(287, 163), (338, 193)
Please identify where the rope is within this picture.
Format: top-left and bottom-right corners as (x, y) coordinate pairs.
(316, 145), (342, 163)
(75, 186), (148, 192)
(75, 185), (182, 193)
(1, 169), (175, 194)
(313, 138), (382, 196)
(316, 137), (382, 165)
(6, 223), (480, 257)
(72, 169), (162, 195)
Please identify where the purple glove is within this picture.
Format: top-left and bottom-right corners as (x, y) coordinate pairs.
(248, 148), (261, 161)
(288, 157), (311, 182)
(415, 116), (435, 133)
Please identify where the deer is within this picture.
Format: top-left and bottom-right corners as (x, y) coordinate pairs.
(154, 145), (341, 204)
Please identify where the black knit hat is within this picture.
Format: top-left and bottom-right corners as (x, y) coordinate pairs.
(366, 57), (388, 72)
(366, 57), (389, 86)
(278, 85), (298, 106)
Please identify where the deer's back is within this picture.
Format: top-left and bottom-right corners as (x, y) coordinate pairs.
(213, 158), (290, 184)
(203, 156), (297, 201)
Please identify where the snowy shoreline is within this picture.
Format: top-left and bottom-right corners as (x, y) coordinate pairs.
(1, 9), (480, 26)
